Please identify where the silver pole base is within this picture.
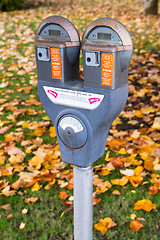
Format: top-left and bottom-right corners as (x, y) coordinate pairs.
(74, 165), (93, 240)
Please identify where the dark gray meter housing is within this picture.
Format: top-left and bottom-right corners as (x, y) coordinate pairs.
(35, 16), (80, 83)
(35, 16), (133, 167)
(82, 18), (133, 89)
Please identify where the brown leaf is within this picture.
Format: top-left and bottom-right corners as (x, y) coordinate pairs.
(0, 125), (12, 134)
(111, 157), (123, 168)
(0, 204), (10, 210)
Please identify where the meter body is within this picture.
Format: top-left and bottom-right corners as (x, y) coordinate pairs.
(35, 16), (133, 167)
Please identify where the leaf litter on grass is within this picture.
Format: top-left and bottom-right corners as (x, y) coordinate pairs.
(0, 0), (160, 237)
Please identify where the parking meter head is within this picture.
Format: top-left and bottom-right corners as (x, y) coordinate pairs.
(35, 17), (133, 168)
(35, 16), (80, 83)
(82, 18), (133, 89)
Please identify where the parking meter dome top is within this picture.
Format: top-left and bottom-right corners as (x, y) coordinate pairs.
(36, 15), (80, 47)
(82, 18), (133, 49)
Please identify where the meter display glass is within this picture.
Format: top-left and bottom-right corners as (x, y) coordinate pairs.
(49, 29), (61, 36)
(98, 33), (111, 40)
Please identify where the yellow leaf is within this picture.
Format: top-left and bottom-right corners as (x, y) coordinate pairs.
(22, 122), (29, 128)
(118, 148), (127, 155)
(0, 165), (13, 177)
(130, 220), (144, 232)
(24, 197), (38, 203)
(49, 126), (57, 138)
(127, 174), (143, 187)
(144, 159), (153, 171)
(134, 166), (143, 174)
(111, 177), (128, 186)
(31, 182), (41, 192)
(9, 154), (25, 164)
(112, 117), (121, 126)
(134, 199), (156, 212)
(29, 155), (44, 170)
(94, 217), (117, 235)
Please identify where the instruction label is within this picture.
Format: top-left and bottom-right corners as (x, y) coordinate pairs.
(50, 48), (62, 79)
(43, 86), (104, 110)
(101, 53), (113, 87)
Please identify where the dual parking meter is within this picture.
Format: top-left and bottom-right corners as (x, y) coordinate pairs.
(35, 16), (133, 168)
(35, 15), (133, 239)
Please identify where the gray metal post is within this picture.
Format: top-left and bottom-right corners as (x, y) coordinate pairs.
(74, 165), (93, 240)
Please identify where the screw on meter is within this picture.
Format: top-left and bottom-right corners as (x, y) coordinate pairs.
(57, 116), (88, 149)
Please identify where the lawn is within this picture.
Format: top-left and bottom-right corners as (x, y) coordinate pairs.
(0, 0), (160, 239)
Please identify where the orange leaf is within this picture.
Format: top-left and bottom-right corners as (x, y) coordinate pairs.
(6, 213), (12, 219)
(148, 186), (158, 195)
(130, 220), (144, 232)
(111, 177), (128, 186)
(144, 159), (154, 171)
(59, 191), (68, 200)
(31, 182), (42, 192)
(134, 199), (156, 212)
(94, 217), (117, 235)
(111, 157), (123, 168)
(24, 197), (38, 203)
(112, 190), (121, 195)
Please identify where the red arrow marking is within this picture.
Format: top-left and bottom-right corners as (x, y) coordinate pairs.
(47, 90), (58, 98)
(88, 98), (100, 104)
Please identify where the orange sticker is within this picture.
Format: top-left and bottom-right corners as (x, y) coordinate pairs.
(101, 53), (113, 87)
(50, 48), (62, 79)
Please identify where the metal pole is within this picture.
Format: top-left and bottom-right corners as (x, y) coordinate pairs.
(74, 165), (93, 240)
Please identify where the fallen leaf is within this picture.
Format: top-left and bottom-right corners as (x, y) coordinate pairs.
(0, 204), (10, 210)
(120, 169), (134, 176)
(111, 177), (128, 186)
(0, 125), (12, 134)
(59, 191), (68, 200)
(24, 197), (38, 203)
(133, 199), (156, 212)
(31, 182), (42, 191)
(130, 213), (137, 220)
(22, 208), (28, 214)
(111, 157), (123, 168)
(130, 220), (144, 232)
(94, 217), (117, 234)
(148, 186), (159, 195)
(19, 222), (25, 230)
(112, 190), (121, 195)
(6, 213), (12, 219)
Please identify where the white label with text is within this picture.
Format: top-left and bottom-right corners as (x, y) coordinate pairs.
(43, 86), (104, 110)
